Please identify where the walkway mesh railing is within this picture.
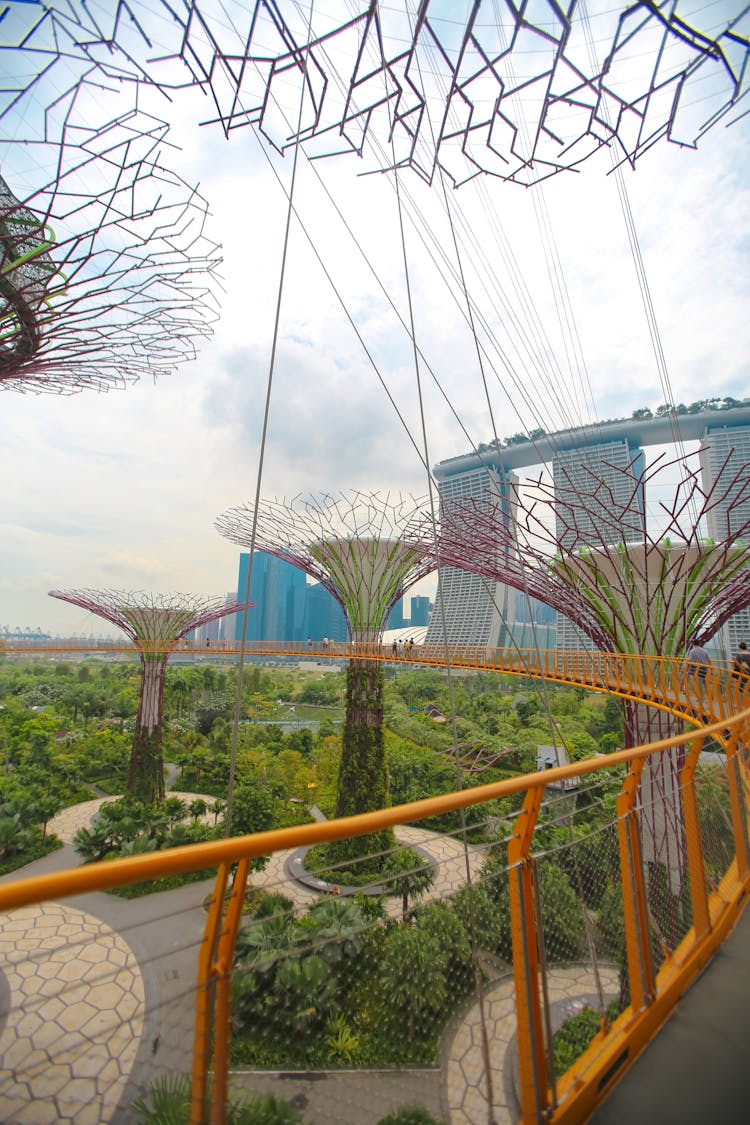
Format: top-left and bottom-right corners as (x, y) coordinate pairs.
(0, 653), (748, 1125)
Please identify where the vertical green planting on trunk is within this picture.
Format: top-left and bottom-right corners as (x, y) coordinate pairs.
(328, 660), (394, 872)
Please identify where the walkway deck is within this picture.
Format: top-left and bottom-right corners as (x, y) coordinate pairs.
(590, 897), (750, 1124)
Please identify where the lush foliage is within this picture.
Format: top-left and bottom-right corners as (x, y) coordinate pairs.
(552, 999), (622, 1076)
(133, 1073), (305, 1124)
(377, 1107), (446, 1125)
(0, 657), (631, 902)
(328, 661), (393, 872)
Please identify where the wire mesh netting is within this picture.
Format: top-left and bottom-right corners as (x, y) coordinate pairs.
(695, 754), (741, 900)
(0, 734), (747, 1125)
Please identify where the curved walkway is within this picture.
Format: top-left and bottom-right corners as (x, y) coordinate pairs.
(1, 798), (615, 1125)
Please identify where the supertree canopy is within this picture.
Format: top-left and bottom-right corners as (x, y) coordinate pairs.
(216, 490), (437, 869)
(437, 448), (750, 890)
(0, 8), (221, 393)
(2, 0), (746, 389)
(150, 0), (749, 186)
(215, 490), (438, 641)
(49, 589), (243, 803)
(6, 3), (749, 190)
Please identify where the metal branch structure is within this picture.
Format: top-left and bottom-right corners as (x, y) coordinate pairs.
(154, 0), (749, 187)
(216, 490), (438, 641)
(216, 490), (437, 869)
(49, 589), (244, 803)
(1, 8), (221, 392)
(438, 449), (750, 891)
(3, 1), (747, 389)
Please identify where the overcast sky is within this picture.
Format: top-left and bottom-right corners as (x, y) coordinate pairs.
(1, 4), (749, 637)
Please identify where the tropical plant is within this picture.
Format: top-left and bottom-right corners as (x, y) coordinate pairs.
(188, 797), (208, 823)
(378, 926), (449, 1041)
(325, 1013), (360, 1063)
(132, 1073), (305, 1124)
(302, 896), (366, 964)
(415, 902), (473, 997)
(381, 847), (435, 920)
(274, 952), (336, 1029)
(0, 811), (30, 861)
(377, 1107), (446, 1125)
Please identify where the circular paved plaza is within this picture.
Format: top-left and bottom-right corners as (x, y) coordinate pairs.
(0, 902), (144, 1125)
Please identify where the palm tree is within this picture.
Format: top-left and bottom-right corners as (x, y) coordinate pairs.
(382, 848), (435, 921)
(189, 797), (208, 823)
(168, 671), (191, 718)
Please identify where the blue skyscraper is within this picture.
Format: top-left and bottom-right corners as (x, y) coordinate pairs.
(410, 595), (432, 626)
(303, 582), (347, 642)
(235, 552), (307, 642)
(386, 596), (406, 629)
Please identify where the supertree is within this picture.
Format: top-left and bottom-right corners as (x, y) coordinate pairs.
(49, 590), (244, 804)
(216, 490), (437, 868)
(153, 0), (749, 186)
(437, 449), (750, 889)
(1, 9), (221, 393)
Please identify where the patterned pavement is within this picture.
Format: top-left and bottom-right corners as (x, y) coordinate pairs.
(444, 965), (620, 1125)
(0, 902), (144, 1125)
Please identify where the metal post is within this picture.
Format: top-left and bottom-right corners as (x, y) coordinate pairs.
(211, 859), (250, 1125)
(680, 735), (710, 941)
(190, 864), (230, 1125)
(726, 741), (750, 880)
(508, 785), (547, 1121)
(616, 758), (655, 1011)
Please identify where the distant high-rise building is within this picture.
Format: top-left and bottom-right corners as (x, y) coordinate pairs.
(235, 552), (307, 642)
(553, 438), (645, 651)
(410, 595), (432, 626)
(218, 592), (238, 642)
(303, 582), (348, 642)
(426, 463), (517, 646)
(699, 420), (750, 657)
(431, 405), (750, 652)
(386, 596), (406, 630)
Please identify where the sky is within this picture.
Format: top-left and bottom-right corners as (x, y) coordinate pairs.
(1, 1), (749, 638)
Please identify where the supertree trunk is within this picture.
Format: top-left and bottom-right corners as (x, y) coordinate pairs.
(128, 655), (168, 804)
(623, 701), (687, 940)
(330, 660), (394, 871)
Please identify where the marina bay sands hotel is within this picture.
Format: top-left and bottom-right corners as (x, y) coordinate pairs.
(426, 402), (750, 658)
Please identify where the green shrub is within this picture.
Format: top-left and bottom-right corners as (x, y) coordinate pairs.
(552, 1007), (601, 1076)
(552, 1000), (621, 1077)
(133, 1074), (305, 1124)
(0, 832), (63, 875)
(377, 1107), (446, 1125)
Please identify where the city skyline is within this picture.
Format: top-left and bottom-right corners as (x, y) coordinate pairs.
(4, 402), (750, 639)
(2, 4), (748, 637)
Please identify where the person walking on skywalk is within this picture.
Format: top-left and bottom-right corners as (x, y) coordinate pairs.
(685, 640), (711, 679)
